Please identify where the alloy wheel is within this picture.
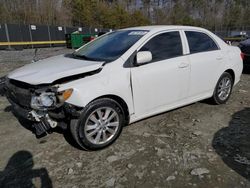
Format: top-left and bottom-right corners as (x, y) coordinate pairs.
(84, 107), (120, 145)
(217, 77), (232, 101)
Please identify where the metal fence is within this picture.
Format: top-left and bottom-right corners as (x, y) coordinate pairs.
(1, 23), (250, 50)
(214, 30), (250, 38)
(0, 23), (112, 50)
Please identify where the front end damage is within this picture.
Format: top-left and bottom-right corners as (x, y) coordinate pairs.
(4, 78), (82, 138)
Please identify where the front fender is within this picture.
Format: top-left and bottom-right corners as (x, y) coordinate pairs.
(58, 67), (134, 115)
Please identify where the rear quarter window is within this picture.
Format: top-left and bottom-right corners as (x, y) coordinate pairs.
(185, 31), (219, 54)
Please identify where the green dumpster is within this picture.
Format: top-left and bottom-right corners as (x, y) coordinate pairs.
(65, 32), (96, 49)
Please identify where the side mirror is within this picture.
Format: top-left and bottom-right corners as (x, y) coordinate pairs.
(136, 51), (152, 65)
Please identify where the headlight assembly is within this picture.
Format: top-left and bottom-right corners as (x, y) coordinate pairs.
(31, 92), (57, 110)
(30, 88), (73, 110)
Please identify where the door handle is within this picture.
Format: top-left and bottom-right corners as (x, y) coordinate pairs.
(216, 57), (223, 60)
(178, 62), (189, 68)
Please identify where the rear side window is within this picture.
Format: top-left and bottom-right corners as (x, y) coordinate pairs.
(185, 31), (219, 54)
(139, 31), (183, 62)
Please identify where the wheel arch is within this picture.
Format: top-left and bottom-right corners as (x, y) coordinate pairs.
(224, 69), (235, 84)
(92, 94), (130, 125)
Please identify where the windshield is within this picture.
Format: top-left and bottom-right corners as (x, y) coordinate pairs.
(73, 30), (148, 62)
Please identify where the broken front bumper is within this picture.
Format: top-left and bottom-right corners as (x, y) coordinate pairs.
(9, 99), (58, 138)
(3, 77), (81, 138)
(8, 98), (81, 138)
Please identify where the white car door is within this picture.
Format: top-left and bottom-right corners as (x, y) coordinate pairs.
(184, 31), (225, 98)
(131, 31), (190, 117)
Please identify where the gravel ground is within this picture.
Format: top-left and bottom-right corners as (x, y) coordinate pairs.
(0, 47), (250, 188)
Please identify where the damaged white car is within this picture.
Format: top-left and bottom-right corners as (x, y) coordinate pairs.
(1, 26), (243, 150)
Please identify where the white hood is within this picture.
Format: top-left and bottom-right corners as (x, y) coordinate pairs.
(7, 54), (104, 85)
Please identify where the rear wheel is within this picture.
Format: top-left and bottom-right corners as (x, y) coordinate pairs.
(70, 98), (125, 150)
(211, 72), (233, 104)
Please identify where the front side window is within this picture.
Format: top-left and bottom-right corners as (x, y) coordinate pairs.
(185, 31), (219, 54)
(73, 30), (148, 62)
(139, 31), (183, 63)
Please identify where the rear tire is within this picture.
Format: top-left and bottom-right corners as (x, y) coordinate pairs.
(211, 72), (233, 105)
(70, 98), (125, 150)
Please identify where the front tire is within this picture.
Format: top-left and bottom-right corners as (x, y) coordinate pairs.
(70, 98), (125, 150)
(211, 72), (233, 105)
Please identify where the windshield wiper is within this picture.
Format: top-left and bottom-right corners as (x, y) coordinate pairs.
(72, 53), (96, 61)
(72, 53), (108, 62)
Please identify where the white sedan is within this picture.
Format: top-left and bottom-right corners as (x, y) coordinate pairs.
(4, 26), (243, 150)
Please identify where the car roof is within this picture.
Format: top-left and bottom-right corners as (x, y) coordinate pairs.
(120, 25), (208, 32)
(119, 25), (227, 48)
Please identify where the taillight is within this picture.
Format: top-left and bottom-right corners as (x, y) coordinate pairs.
(90, 36), (95, 41)
(241, 52), (245, 60)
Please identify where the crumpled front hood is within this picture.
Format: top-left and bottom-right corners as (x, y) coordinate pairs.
(7, 54), (104, 85)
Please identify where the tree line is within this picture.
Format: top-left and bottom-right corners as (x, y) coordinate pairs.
(0, 0), (249, 30)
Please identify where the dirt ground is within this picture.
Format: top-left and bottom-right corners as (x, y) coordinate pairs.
(0, 47), (250, 188)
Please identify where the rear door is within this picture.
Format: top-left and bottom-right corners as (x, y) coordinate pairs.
(184, 31), (224, 98)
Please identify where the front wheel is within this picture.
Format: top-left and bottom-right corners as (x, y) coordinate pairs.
(70, 98), (125, 150)
(211, 72), (233, 105)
